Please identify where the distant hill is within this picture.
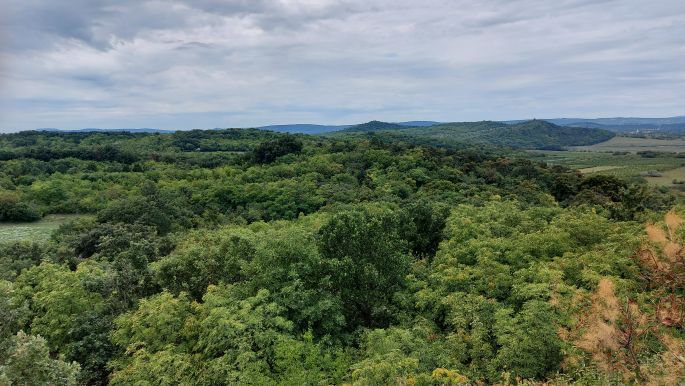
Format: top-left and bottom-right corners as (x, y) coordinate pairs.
(333, 119), (615, 149)
(258, 121), (439, 134)
(554, 120), (685, 133)
(396, 121), (441, 127)
(32, 116), (685, 136)
(342, 120), (410, 132)
(520, 116), (685, 133)
(493, 120), (615, 148)
(38, 128), (175, 134)
(257, 124), (352, 134)
(547, 116), (685, 127)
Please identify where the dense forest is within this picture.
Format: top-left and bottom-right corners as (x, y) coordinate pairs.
(0, 128), (684, 385)
(335, 120), (615, 150)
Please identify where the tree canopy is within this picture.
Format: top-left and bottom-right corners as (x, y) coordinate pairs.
(0, 128), (681, 385)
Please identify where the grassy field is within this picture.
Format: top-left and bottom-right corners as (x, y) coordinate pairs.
(642, 166), (685, 186)
(520, 136), (685, 188)
(572, 136), (685, 153)
(525, 150), (685, 179)
(0, 214), (90, 243)
(523, 152), (685, 188)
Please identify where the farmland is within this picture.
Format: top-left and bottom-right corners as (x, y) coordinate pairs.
(522, 136), (685, 186)
(572, 136), (685, 153)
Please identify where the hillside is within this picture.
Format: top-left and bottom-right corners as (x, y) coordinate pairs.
(496, 119), (616, 148)
(255, 121), (439, 134)
(335, 119), (615, 149)
(257, 124), (352, 134)
(342, 120), (409, 132)
(515, 116), (685, 134)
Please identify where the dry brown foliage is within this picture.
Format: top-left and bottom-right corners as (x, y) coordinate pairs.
(647, 223), (668, 245)
(568, 276), (660, 383)
(575, 278), (622, 371)
(665, 212), (682, 239)
(641, 212), (685, 330)
(633, 211), (685, 384)
(639, 334), (685, 386)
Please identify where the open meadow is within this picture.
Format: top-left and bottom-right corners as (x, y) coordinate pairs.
(0, 214), (89, 243)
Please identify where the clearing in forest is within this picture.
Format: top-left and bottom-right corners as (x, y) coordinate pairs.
(0, 214), (89, 243)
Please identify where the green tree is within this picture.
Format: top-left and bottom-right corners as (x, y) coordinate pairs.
(401, 200), (449, 258)
(492, 300), (562, 379)
(0, 241), (53, 281)
(318, 207), (411, 329)
(0, 191), (40, 222)
(0, 331), (80, 386)
(12, 262), (106, 350)
(153, 228), (253, 300)
(252, 136), (303, 164)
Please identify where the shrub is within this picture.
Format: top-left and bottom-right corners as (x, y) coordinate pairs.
(0, 191), (41, 222)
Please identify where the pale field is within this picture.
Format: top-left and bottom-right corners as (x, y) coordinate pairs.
(0, 214), (90, 243)
(572, 136), (685, 153)
(641, 166), (685, 186)
(578, 165), (622, 174)
(519, 136), (685, 187)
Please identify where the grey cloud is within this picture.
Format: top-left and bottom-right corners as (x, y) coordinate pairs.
(2, 0), (199, 50)
(1, 0), (685, 131)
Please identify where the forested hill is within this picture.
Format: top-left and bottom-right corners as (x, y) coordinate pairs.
(335, 119), (615, 149)
(342, 120), (409, 132)
(0, 128), (682, 385)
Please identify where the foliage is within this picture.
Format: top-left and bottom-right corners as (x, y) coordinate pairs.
(0, 190), (40, 222)
(0, 241), (54, 281)
(335, 119), (615, 149)
(0, 128), (680, 385)
(318, 208), (411, 330)
(252, 135), (303, 164)
(0, 331), (80, 386)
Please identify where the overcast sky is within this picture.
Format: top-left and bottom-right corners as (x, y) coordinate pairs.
(1, 0), (684, 131)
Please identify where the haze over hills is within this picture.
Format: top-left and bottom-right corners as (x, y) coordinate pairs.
(257, 121), (440, 134)
(545, 117), (685, 133)
(259, 117), (685, 135)
(28, 116), (685, 136)
(255, 124), (352, 134)
(342, 120), (409, 132)
(38, 128), (176, 134)
(32, 121), (440, 135)
(546, 116), (685, 126)
(502, 117), (685, 132)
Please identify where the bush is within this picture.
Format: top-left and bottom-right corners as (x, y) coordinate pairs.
(0, 191), (41, 222)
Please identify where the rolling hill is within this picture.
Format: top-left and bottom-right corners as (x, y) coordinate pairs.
(257, 121), (440, 134)
(257, 124), (352, 134)
(342, 120), (409, 132)
(334, 119), (615, 149)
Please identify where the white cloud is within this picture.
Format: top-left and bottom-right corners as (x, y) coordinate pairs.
(1, 0), (684, 130)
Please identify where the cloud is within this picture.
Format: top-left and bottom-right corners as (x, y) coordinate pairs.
(1, 0), (684, 131)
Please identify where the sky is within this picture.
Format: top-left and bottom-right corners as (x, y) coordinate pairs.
(0, 0), (684, 131)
